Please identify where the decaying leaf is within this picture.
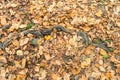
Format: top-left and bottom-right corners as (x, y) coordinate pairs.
(0, 0), (119, 80)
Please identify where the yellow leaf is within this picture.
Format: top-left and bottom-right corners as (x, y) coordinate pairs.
(45, 35), (51, 41)
(100, 49), (107, 56)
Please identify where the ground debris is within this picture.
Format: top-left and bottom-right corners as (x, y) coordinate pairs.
(0, 0), (119, 80)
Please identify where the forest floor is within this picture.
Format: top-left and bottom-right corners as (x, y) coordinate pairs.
(0, 0), (120, 80)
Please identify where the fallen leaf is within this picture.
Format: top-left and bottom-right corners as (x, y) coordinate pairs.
(82, 26), (91, 31)
(95, 10), (102, 17)
(0, 56), (7, 63)
(64, 73), (70, 80)
(16, 74), (26, 80)
(106, 72), (112, 79)
(71, 67), (81, 75)
(45, 53), (51, 60)
(110, 56), (120, 63)
(116, 64), (120, 73)
(45, 35), (51, 41)
(21, 59), (26, 68)
(99, 66), (106, 72)
(81, 58), (91, 68)
(39, 68), (47, 79)
(1, 16), (7, 25)
(34, 66), (40, 72)
(51, 73), (61, 80)
(12, 40), (19, 47)
(20, 38), (29, 46)
(18, 69), (28, 75)
(100, 48), (107, 56)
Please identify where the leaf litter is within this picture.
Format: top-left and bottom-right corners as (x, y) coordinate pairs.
(0, 0), (120, 80)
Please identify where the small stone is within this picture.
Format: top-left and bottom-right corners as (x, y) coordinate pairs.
(99, 66), (106, 72)
(16, 50), (23, 56)
(0, 56), (7, 63)
(98, 60), (103, 65)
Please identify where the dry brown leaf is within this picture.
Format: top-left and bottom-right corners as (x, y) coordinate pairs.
(16, 74), (26, 80)
(81, 75), (87, 80)
(39, 68), (47, 79)
(81, 58), (91, 68)
(51, 73), (61, 80)
(99, 66), (106, 72)
(100, 73), (106, 80)
(1, 16), (7, 25)
(12, 40), (19, 47)
(21, 59), (26, 68)
(82, 26), (91, 31)
(95, 10), (102, 17)
(110, 56), (120, 64)
(116, 64), (120, 73)
(48, 2), (56, 12)
(45, 53), (51, 60)
(0, 56), (7, 63)
(18, 69), (28, 75)
(0, 69), (6, 80)
(98, 60), (103, 65)
(34, 66), (40, 72)
(20, 38), (29, 46)
(71, 67), (81, 75)
(64, 73), (70, 80)
(87, 45), (95, 50)
(71, 16), (79, 25)
(30, 5), (34, 13)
